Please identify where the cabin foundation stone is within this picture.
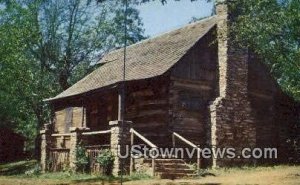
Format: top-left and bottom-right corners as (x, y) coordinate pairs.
(109, 120), (132, 176)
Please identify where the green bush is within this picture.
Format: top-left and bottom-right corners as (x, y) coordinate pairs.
(75, 145), (89, 173)
(96, 149), (114, 175)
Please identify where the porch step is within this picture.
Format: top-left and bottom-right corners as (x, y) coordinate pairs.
(151, 159), (197, 179)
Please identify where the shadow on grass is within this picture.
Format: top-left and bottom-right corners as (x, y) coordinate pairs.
(0, 160), (37, 176)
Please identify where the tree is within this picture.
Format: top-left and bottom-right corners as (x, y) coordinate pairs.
(0, 0), (145, 150)
(27, 0), (145, 90)
(230, 0), (300, 101)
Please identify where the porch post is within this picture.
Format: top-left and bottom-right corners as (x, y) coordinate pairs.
(69, 127), (89, 171)
(118, 85), (125, 121)
(109, 120), (132, 176)
(40, 123), (51, 172)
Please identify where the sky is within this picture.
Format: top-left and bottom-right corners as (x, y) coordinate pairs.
(136, 0), (214, 37)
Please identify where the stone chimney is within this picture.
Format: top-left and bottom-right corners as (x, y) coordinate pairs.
(216, 0), (249, 99)
(209, 0), (256, 168)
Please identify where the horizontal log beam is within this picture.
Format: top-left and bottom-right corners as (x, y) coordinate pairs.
(51, 133), (71, 137)
(82, 130), (111, 136)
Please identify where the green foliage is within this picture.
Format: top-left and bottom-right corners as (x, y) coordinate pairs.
(230, 0), (300, 101)
(0, 0), (145, 150)
(96, 149), (115, 175)
(75, 145), (89, 173)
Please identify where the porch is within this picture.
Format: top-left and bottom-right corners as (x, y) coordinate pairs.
(40, 120), (202, 177)
(42, 77), (205, 177)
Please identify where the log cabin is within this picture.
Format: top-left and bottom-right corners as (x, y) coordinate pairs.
(40, 1), (298, 177)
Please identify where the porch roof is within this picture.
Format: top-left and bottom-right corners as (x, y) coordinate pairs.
(46, 16), (217, 102)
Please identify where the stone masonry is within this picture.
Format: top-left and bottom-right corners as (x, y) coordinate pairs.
(69, 127), (90, 171)
(109, 120), (132, 176)
(209, 0), (256, 167)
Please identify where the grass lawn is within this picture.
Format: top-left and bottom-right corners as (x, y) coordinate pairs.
(0, 160), (150, 185)
(0, 160), (300, 185)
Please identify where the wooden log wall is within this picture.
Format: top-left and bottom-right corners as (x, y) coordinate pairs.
(125, 77), (170, 147)
(86, 91), (118, 131)
(248, 54), (298, 164)
(169, 30), (218, 147)
(248, 59), (277, 150)
(84, 91), (117, 146)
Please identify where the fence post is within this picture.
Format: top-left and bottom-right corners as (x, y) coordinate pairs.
(40, 123), (51, 172)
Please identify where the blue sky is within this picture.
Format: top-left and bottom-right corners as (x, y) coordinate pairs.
(136, 0), (214, 37)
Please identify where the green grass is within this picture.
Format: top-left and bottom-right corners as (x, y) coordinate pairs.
(23, 171), (151, 182)
(0, 160), (151, 184)
(1, 160), (299, 185)
(0, 160), (36, 176)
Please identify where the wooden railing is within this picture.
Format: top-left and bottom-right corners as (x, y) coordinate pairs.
(172, 132), (201, 171)
(51, 133), (71, 149)
(130, 128), (157, 176)
(82, 130), (111, 136)
(51, 129), (111, 137)
(51, 133), (72, 137)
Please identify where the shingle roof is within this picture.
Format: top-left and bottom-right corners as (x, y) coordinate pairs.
(46, 16), (217, 101)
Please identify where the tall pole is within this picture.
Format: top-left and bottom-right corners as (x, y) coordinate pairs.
(120, 0), (128, 184)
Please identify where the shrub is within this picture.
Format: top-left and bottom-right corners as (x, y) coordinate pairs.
(96, 149), (114, 175)
(75, 145), (89, 173)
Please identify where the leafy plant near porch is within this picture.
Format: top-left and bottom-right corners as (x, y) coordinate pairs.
(96, 149), (115, 176)
(75, 145), (89, 173)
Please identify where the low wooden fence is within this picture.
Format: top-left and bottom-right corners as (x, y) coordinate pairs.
(48, 130), (111, 173)
(48, 148), (70, 171)
(86, 145), (110, 174)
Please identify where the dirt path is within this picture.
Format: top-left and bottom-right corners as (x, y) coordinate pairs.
(125, 166), (300, 185)
(0, 166), (299, 185)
